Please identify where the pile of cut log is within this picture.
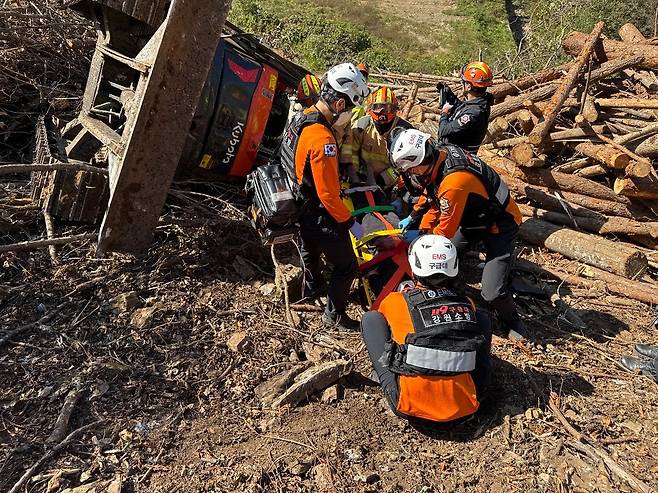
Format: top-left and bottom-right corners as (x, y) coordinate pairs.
(374, 21), (658, 303)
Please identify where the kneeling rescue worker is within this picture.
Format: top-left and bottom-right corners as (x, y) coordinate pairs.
(391, 129), (526, 340)
(436, 61), (494, 153)
(280, 63), (369, 331)
(361, 235), (491, 423)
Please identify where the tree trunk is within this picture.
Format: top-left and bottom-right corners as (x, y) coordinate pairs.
(518, 204), (658, 238)
(529, 22), (604, 146)
(634, 134), (658, 157)
(489, 64), (570, 101)
(574, 142), (630, 169)
(483, 116), (510, 144)
(614, 175), (658, 200)
(618, 23), (648, 44)
(562, 32), (658, 71)
(517, 109), (536, 133)
(511, 143), (536, 166)
(625, 160), (653, 178)
(596, 98), (658, 109)
(490, 84), (557, 119)
(479, 148), (630, 203)
(519, 218), (647, 278)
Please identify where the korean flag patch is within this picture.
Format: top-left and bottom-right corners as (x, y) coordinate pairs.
(324, 144), (337, 157)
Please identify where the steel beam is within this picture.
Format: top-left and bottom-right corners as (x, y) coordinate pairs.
(96, 0), (232, 254)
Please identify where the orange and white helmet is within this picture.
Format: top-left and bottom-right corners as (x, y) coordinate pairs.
(461, 61), (494, 88)
(297, 74), (321, 107)
(367, 86), (398, 125)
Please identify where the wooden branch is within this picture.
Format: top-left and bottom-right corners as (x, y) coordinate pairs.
(625, 160), (653, 179)
(575, 164), (607, 178)
(635, 134), (658, 158)
(8, 420), (106, 493)
(623, 68), (658, 91)
(529, 22), (605, 146)
(0, 233), (97, 253)
(574, 142), (631, 169)
(489, 64), (570, 101)
(271, 360), (352, 408)
(519, 218), (647, 278)
(42, 211), (59, 265)
(401, 84), (418, 120)
(614, 122), (658, 145)
(0, 162), (108, 175)
(490, 83), (557, 119)
(47, 385), (82, 444)
(596, 98), (658, 109)
(553, 157), (592, 173)
(515, 258), (658, 306)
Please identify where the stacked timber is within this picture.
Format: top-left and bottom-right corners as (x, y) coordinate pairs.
(373, 21), (658, 296)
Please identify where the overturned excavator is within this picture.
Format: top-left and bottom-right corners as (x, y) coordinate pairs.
(32, 0), (308, 253)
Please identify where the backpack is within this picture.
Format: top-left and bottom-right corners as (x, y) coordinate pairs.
(245, 160), (301, 245)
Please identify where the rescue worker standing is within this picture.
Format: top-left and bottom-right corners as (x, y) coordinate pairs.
(287, 74), (322, 124)
(336, 62), (370, 169)
(280, 63), (369, 331)
(361, 235), (491, 423)
(437, 61), (495, 153)
(391, 129), (526, 340)
(343, 86), (411, 190)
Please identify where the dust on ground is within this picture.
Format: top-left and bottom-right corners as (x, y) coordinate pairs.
(1, 185), (657, 493)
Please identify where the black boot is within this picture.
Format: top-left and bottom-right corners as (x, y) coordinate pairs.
(635, 344), (658, 359)
(620, 355), (658, 381)
(490, 295), (528, 341)
(322, 310), (359, 332)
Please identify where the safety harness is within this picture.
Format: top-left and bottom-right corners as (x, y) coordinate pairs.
(385, 287), (485, 376)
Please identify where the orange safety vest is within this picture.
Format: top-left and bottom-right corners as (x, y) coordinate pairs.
(378, 288), (483, 422)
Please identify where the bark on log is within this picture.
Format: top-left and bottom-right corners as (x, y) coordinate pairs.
(575, 164), (607, 178)
(517, 110), (536, 134)
(562, 32), (658, 70)
(529, 22), (604, 146)
(635, 134), (658, 157)
(596, 98), (658, 109)
(623, 69), (658, 91)
(553, 157), (592, 173)
(484, 117), (510, 144)
(519, 218), (647, 278)
(574, 142), (630, 169)
(489, 64), (570, 101)
(580, 94), (599, 123)
(504, 173), (651, 220)
(614, 175), (658, 200)
(614, 122), (658, 145)
(618, 23), (648, 44)
(271, 360), (352, 408)
(490, 56), (642, 121)
(0, 234), (97, 253)
(518, 204), (658, 239)
(479, 148), (630, 203)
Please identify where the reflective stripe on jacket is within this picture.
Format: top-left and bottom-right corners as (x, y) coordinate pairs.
(378, 288), (482, 422)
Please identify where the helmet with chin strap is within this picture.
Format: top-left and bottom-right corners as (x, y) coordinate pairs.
(461, 61), (494, 88)
(321, 63), (370, 108)
(367, 86), (398, 125)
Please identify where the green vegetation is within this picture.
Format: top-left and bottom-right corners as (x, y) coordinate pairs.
(229, 0), (657, 77)
(228, 0), (516, 75)
(517, 0), (656, 73)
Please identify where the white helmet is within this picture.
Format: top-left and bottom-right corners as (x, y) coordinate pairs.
(323, 63), (370, 106)
(408, 235), (459, 279)
(390, 129), (434, 171)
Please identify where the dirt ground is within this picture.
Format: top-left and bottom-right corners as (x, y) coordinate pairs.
(1, 183), (657, 493)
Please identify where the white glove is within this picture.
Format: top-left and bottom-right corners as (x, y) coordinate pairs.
(441, 102), (454, 114)
(349, 221), (364, 240)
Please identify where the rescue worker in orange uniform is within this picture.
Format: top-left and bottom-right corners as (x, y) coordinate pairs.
(280, 63), (369, 331)
(342, 86), (411, 190)
(437, 61), (495, 153)
(361, 234), (492, 423)
(391, 129), (527, 340)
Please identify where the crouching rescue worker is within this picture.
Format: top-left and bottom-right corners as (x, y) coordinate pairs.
(437, 61), (494, 153)
(343, 86), (411, 190)
(361, 234), (491, 423)
(280, 63), (369, 331)
(391, 129), (527, 340)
